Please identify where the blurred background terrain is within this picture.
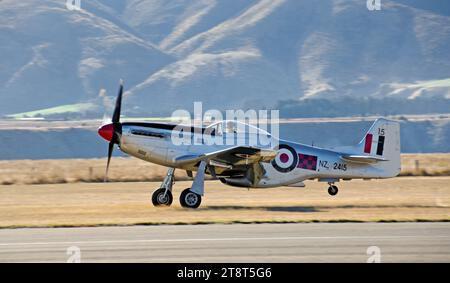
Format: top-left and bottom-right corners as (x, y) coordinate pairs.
(1, 0), (449, 117)
(0, 0), (449, 158)
(0, 1), (449, 228)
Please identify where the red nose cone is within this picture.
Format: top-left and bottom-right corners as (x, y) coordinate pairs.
(98, 123), (114, 142)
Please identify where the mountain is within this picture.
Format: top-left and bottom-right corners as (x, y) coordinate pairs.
(0, 0), (172, 114)
(0, 0), (449, 117)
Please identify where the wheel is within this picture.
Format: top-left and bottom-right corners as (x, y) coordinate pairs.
(152, 188), (173, 206)
(179, 188), (202, 209)
(328, 185), (338, 196)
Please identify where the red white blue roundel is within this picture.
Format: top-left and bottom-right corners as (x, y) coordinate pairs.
(272, 144), (298, 173)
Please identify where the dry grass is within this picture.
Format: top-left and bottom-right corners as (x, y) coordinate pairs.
(400, 154), (450, 176)
(0, 154), (449, 186)
(0, 177), (449, 228)
(0, 158), (191, 185)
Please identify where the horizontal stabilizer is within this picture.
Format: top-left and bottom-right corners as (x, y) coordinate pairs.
(340, 154), (388, 164)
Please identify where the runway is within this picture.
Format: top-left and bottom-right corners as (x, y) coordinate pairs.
(0, 223), (449, 262)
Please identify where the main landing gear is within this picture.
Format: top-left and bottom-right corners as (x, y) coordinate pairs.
(327, 182), (339, 196)
(152, 168), (175, 206)
(179, 189), (202, 209)
(151, 161), (207, 209)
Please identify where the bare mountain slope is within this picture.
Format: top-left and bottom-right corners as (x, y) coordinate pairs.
(0, 0), (172, 114)
(0, 0), (449, 116)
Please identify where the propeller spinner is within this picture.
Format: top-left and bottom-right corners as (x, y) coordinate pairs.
(98, 80), (124, 182)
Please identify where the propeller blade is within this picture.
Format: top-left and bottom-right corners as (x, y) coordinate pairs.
(104, 141), (114, 182)
(112, 80), (123, 124)
(103, 80), (124, 182)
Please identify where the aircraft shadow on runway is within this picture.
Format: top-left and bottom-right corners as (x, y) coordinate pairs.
(194, 204), (441, 213)
(197, 205), (319, 212)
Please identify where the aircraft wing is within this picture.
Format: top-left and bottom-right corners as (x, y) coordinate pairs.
(175, 146), (277, 167)
(340, 154), (388, 164)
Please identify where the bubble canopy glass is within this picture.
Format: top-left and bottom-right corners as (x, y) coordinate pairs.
(205, 120), (271, 136)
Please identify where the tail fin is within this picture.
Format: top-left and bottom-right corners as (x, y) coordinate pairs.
(356, 118), (401, 177)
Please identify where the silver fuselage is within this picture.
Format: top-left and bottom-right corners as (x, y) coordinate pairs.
(118, 122), (400, 188)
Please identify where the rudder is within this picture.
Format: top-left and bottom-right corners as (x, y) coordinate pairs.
(357, 118), (401, 177)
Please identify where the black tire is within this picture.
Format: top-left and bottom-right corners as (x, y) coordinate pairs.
(152, 188), (173, 206)
(328, 185), (338, 196)
(179, 188), (202, 209)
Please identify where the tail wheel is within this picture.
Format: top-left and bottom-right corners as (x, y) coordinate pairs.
(180, 188), (202, 209)
(328, 185), (338, 196)
(152, 188), (173, 206)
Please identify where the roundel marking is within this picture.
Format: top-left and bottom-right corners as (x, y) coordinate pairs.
(271, 144), (298, 173)
(279, 153), (289, 163)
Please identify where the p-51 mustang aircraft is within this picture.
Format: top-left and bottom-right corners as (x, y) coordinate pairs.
(98, 82), (401, 208)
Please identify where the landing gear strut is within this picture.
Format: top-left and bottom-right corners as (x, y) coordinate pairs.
(151, 161), (207, 208)
(180, 160), (207, 209)
(327, 183), (338, 196)
(152, 168), (175, 207)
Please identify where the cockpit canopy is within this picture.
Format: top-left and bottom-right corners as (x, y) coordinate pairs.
(205, 120), (271, 136)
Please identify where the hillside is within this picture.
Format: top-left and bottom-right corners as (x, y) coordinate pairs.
(0, 0), (449, 117)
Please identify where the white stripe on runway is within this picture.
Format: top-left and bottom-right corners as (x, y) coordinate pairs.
(1, 235), (449, 247)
